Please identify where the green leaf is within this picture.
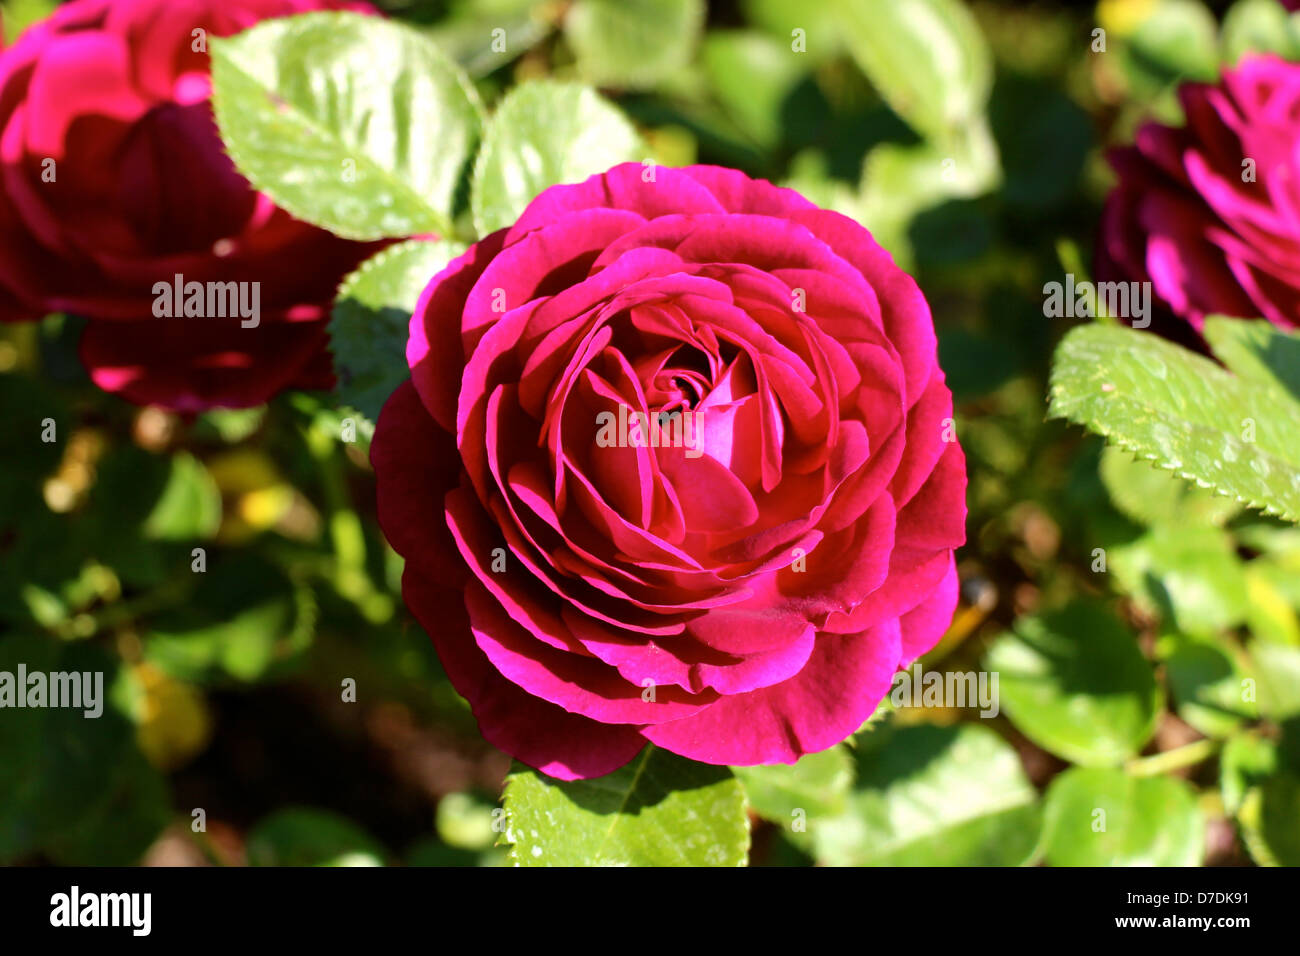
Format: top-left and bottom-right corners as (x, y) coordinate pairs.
(1204, 316), (1300, 402)
(564, 0), (705, 90)
(701, 31), (807, 149)
(0, 635), (169, 864)
(210, 12), (483, 241)
(1220, 732), (1277, 816)
(145, 556), (313, 683)
(405, 836), (491, 867)
(935, 329), (1021, 403)
(811, 724), (1040, 866)
(1118, 0), (1220, 99)
(836, 0), (993, 142)
(1048, 322), (1300, 523)
(40, 746), (171, 866)
(1041, 767), (1204, 866)
(0, 373), (65, 521)
(741, 0), (844, 63)
(142, 452), (222, 541)
(193, 407), (267, 444)
(1244, 771), (1300, 866)
(435, 792), (498, 851)
(3, 0), (56, 44)
(500, 747), (749, 866)
(1161, 634), (1255, 738)
(1236, 521), (1300, 558)
(1251, 643), (1300, 721)
(79, 446), (187, 587)
(246, 807), (386, 866)
(329, 239), (466, 422)
(1218, 732), (1300, 865)
(1109, 525), (1248, 635)
(733, 745), (853, 839)
(470, 80), (643, 236)
(991, 79), (1092, 211)
(857, 122), (999, 263)
(1236, 525), (1300, 645)
(426, 1), (554, 78)
(1099, 444), (1239, 528)
(1221, 0), (1300, 65)
(985, 602), (1162, 766)
(1245, 563), (1300, 647)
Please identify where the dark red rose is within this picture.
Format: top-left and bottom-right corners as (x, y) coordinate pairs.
(1100, 55), (1300, 333)
(373, 164), (967, 779)
(0, 0), (384, 410)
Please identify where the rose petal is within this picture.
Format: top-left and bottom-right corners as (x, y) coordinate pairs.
(643, 619), (902, 765)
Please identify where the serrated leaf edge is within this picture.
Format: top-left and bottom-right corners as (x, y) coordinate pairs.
(1047, 327), (1300, 524)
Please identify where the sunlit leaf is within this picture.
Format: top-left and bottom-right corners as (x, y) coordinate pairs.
(1109, 525), (1248, 635)
(564, 0), (705, 89)
(985, 602), (1161, 766)
(812, 724), (1041, 866)
(733, 744), (852, 844)
(836, 0), (993, 142)
(1161, 634), (1255, 738)
(210, 12), (483, 240)
(470, 80), (643, 235)
(500, 747), (749, 866)
(1041, 767), (1204, 867)
(329, 239), (466, 423)
(1049, 322), (1300, 523)
(246, 807), (386, 866)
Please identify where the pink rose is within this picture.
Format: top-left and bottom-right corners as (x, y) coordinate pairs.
(0, 0), (384, 410)
(373, 164), (966, 779)
(1099, 55), (1300, 333)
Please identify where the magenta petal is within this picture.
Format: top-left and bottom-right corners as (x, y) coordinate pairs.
(25, 32), (149, 157)
(897, 555), (958, 666)
(0, 0), (389, 412)
(409, 232), (505, 433)
(79, 314), (325, 411)
(463, 208), (643, 354)
(643, 620), (902, 765)
(1097, 53), (1300, 332)
(657, 443), (760, 533)
(894, 441), (968, 553)
(685, 623), (816, 695)
(790, 209), (938, 406)
(465, 580), (718, 724)
(372, 161), (968, 773)
(680, 164), (818, 216)
(564, 608), (705, 691)
(401, 567), (645, 780)
(371, 380), (467, 583)
(888, 369), (955, 508)
(505, 163), (725, 241)
(821, 545), (952, 636)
